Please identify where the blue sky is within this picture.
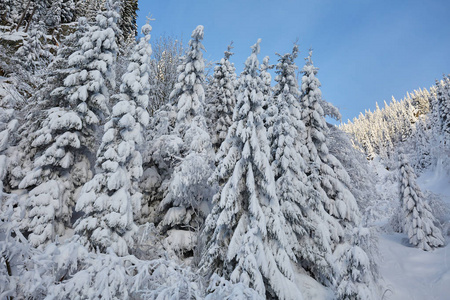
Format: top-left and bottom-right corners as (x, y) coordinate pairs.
(136, 0), (450, 123)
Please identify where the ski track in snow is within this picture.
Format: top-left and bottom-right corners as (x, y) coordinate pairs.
(379, 163), (450, 300)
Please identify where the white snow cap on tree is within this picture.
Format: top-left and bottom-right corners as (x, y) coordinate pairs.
(201, 39), (302, 300)
(75, 22), (153, 256)
(399, 153), (444, 251)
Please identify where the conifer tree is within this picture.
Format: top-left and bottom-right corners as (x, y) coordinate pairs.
(260, 55), (275, 127)
(156, 26), (214, 255)
(16, 23), (53, 74)
(75, 23), (152, 256)
(260, 55), (273, 109)
(398, 154), (444, 251)
(18, 0), (120, 248)
(201, 40), (301, 300)
(411, 117), (432, 170)
(54, 0), (120, 150)
(301, 50), (359, 232)
(436, 76), (450, 141)
(170, 25), (206, 128)
(205, 42), (237, 152)
(300, 50), (375, 298)
(268, 45), (337, 284)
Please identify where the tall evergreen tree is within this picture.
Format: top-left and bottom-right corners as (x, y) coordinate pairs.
(398, 154), (444, 251)
(201, 40), (301, 300)
(205, 42), (237, 152)
(300, 50), (375, 298)
(75, 23), (152, 256)
(169, 25), (206, 128)
(268, 45), (337, 284)
(18, 0), (120, 248)
(436, 76), (450, 142)
(156, 26), (214, 256)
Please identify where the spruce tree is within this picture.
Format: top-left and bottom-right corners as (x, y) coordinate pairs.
(75, 23), (152, 256)
(301, 50), (360, 226)
(18, 0), (120, 248)
(268, 45), (337, 284)
(54, 0), (121, 150)
(157, 26), (214, 255)
(201, 40), (301, 300)
(16, 23), (53, 74)
(260, 55), (275, 128)
(436, 76), (450, 141)
(300, 50), (375, 298)
(398, 154), (444, 251)
(205, 43), (237, 152)
(169, 25), (206, 128)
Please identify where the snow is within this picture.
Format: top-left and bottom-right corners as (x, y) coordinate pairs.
(377, 163), (450, 300)
(379, 233), (450, 300)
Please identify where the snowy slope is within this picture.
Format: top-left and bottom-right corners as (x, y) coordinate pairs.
(379, 233), (450, 300)
(378, 162), (450, 300)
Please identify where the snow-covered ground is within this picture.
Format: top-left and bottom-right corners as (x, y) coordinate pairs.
(378, 161), (450, 300)
(379, 233), (450, 300)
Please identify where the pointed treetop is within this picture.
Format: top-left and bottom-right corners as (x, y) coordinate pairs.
(192, 25), (204, 40)
(224, 41), (234, 60)
(305, 48), (314, 65)
(141, 15), (153, 35)
(141, 24), (152, 35)
(292, 43), (299, 59)
(251, 38), (262, 56)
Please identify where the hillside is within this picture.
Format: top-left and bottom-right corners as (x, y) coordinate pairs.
(1, 1), (450, 299)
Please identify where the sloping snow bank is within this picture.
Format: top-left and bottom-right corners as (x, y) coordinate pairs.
(379, 233), (450, 300)
(378, 161), (450, 300)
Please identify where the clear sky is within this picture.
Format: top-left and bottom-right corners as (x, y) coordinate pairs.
(136, 0), (450, 123)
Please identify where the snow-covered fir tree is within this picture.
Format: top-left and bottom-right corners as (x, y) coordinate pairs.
(75, 22), (152, 256)
(16, 23), (53, 74)
(54, 0), (120, 150)
(17, 0), (120, 248)
(205, 42), (237, 152)
(435, 76), (450, 142)
(201, 39), (301, 300)
(267, 44), (322, 269)
(300, 50), (376, 298)
(398, 153), (445, 251)
(266, 46), (365, 294)
(260, 55), (275, 128)
(260, 55), (273, 110)
(153, 25), (214, 257)
(169, 25), (206, 128)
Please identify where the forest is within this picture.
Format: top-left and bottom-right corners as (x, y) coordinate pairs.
(1, 1), (449, 299)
